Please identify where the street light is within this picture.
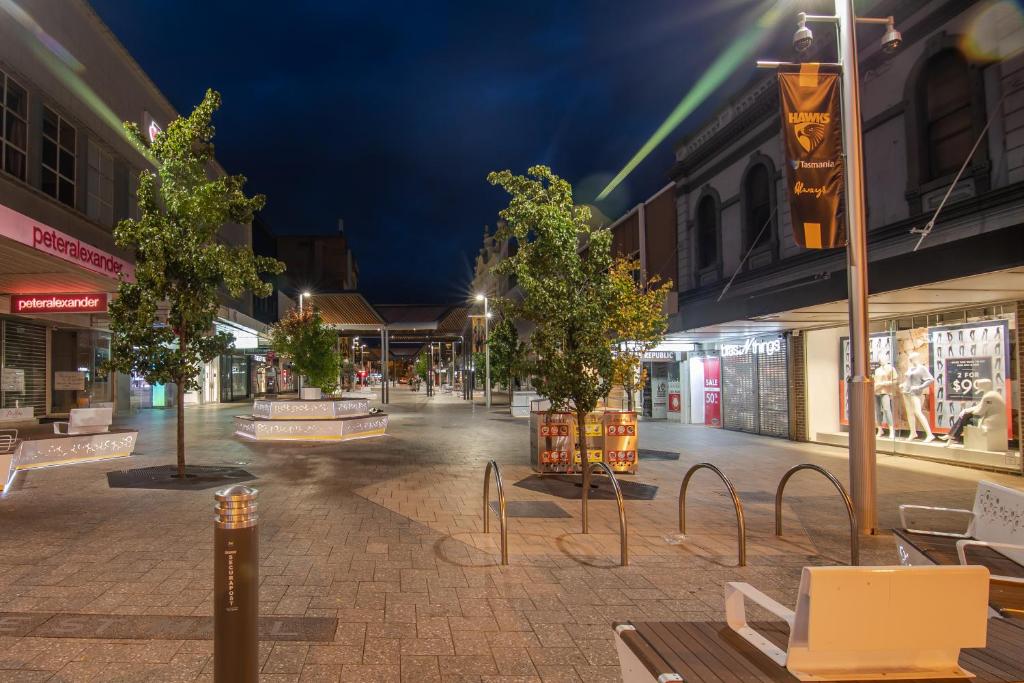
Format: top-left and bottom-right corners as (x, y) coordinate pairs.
(476, 293), (491, 409)
(299, 291), (311, 312)
(760, 1), (902, 534)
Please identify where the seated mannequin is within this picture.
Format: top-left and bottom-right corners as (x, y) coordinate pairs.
(942, 378), (1006, 447)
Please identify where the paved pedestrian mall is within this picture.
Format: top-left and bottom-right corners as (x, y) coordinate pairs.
(0, 390), (1020, 682)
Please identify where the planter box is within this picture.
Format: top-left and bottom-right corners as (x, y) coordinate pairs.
(234, 413), (389, 442)
(300, 387), (322, 400)
(251, 398), (370, 420)
(511, 391), (539, 418)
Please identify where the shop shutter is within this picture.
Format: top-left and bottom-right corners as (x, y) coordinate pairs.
(723, 353), (757, 433)
(757, 343), (790, 438)
(2, 319), (47, 414)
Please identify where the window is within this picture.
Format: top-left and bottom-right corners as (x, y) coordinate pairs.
(1, 71), (27, 181)
(86, 140), (114, 226)
(696, 194), (719, 271)
(42, 106), (76, 207)
(743, 164), (772, 251)
(922, 50), (972, 181)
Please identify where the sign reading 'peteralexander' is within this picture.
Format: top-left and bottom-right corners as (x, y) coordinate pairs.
(11, 293), (108, 314)
(778, 64), (845, 249)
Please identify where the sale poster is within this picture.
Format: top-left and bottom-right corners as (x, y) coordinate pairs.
(703, 357), (721, 428)
(944, 358), (992, 401)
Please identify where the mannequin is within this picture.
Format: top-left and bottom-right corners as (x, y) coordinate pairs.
(942, 378), (1007, 447)
(873, 357), (898, 439)
(900, 352), (934, 442)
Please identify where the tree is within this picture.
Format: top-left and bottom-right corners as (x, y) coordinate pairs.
(608, 258), (671, 411)
(104, 89), (284, 479)
(488, 165), (613, 524)
(488, 316), (526, 401)
(268, 307), (340, 393)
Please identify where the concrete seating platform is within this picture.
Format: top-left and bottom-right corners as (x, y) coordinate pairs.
(1, 423), (138, 492)
(251, 397), (370, 420)
(234, 412), (388, 442)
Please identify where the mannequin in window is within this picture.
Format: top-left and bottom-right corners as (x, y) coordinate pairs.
(941, 378), (1006, 447)
(900, 352), (934, 442)
(873, 356), (898, 439)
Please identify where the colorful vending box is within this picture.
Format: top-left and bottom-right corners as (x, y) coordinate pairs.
(573, 411), (605, 467)
(531, 411), (575, 474)
(602, 410), (638, 474)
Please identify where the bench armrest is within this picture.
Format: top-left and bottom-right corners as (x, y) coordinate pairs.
(725, 582), (793, 666)
(52, 422), (69, 435)
(956, 539), (1024, 585)
(899, 504), (974, 537)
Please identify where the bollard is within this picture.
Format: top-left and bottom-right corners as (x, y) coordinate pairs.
(214, 485), (259, 683)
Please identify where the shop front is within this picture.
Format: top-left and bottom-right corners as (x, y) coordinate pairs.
(640, 351), (679, 420)
(805, 303), (1020, 472)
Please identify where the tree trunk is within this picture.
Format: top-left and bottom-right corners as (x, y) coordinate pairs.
(577, 409), (589, 534)
(176, 378), (186, 479)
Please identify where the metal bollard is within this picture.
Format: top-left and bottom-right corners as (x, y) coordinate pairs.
(214, 485), (259, 683)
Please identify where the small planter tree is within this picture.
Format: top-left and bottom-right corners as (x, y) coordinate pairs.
(489, 165), (614, 523)
(488, 316), (527, 403)
(268, 307), (340, 396)
(104, 89), (284, 479)
(608, 258), (671, 411)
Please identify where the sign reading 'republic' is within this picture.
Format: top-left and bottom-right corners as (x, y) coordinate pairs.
(11, 293), (108, 314)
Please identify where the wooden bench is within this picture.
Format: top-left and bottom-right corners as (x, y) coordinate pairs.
(52, 407), (112, 435)
(894, 480), (1024, 618)
(614, 566), (1024, 682)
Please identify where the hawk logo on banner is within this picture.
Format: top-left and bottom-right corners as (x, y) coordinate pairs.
(778, 64), (845, 249)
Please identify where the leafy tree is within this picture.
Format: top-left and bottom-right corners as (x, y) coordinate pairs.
(488, 316), (526, 400)
(608, 257), (671, 411)
(488, 165), (613, 519)
(268, 307), (340, 393)
(104, 89), (283, 479)
(414, 353), (429, 381)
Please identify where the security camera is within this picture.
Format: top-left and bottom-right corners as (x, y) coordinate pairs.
(880, 22), (902, 53)
(793, 14), (813, 53)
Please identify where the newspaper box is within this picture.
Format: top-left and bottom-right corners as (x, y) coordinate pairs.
(603, 411), (638, 474)
(531, 411), (574, 473)
(573, 411), (605, 468)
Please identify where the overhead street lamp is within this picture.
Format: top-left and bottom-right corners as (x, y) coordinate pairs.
(299, 290), (311, 312)
(476, 293), (491, 409)
(758, 1), (903, 534)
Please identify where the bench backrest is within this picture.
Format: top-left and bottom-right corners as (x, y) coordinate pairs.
(970, 481), (1024, 565)
(788, 565), (988, 679)
(69, 407), (112, 431)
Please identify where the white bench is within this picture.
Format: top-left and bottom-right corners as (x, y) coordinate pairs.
(724, 565), (990, 680)
(53, 407), (112, 436)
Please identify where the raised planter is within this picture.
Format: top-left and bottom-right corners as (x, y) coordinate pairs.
(235, 397), (387, 443)
(251, 398), (369, 420)
(300, 387), (322, 400)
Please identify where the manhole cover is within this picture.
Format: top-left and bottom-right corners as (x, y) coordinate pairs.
(638, 448), (680, 461)
(513, 475), (658, 501)
(107, 465), (255, 491)
(489, 500), (571, 518)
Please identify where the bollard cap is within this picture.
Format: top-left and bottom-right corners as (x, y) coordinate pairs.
(215, 485), (258, 529)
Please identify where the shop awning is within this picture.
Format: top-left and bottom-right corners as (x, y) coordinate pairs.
(0, 236), (123, 295)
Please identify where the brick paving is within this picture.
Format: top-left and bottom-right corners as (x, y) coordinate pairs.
(0, 388), (1019, 681)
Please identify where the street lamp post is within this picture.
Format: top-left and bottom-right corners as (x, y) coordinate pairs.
(759, 1), (902, 534)
(476, 294), (491, 409)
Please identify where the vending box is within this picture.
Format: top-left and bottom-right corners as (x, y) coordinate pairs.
(573, 411), (605, 468)
(603, 410), (638, 474)
(531, 411), (575, 473)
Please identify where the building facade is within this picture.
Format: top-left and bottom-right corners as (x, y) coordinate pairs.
(667, 0), (1024, 472)
(276, 220), (359, 297)
(0, 0), (263, 416)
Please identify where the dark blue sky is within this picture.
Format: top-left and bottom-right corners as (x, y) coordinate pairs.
(90, 0), (775, 303)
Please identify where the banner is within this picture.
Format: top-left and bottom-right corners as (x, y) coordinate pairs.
(778, 64), (845, 249)
(471, 317), (486, 354)
(703, 357), (721, 428)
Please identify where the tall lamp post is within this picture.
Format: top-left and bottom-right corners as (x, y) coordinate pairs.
(475, 294), (492, 409)
(758, 1), (902, 534)
(297, 291), (311, 392)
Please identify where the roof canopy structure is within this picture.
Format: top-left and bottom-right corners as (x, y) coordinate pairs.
(309, 293), (470, 348)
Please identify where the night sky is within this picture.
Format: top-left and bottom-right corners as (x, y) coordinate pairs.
(90, 0), (779, 303)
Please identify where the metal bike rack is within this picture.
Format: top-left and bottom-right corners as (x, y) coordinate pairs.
(775, 464), (859, 566)
(581, 461), (629, 566)
(483, 460), (509, 565)
(678, 463), (747, 567)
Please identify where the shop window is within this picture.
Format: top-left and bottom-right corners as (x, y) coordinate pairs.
(921, 50), (973, 181)
(86, 140), (114, 227)
(696, 194), (719, 272)
(42, 105), (76, 207)
(742, 163), (773, 253)
(0, 70), (27, 182)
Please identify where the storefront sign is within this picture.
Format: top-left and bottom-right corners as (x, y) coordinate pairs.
(11, 293), (108, 314)
(641, 351), (677, 361)
(0, 203), (134, 280)
(944, 358), (993, 401)
(778, 65), (845, 249)
(721, 337), (782, 357)
(54, 371), (85, 391)
(2, 368), (24, 392)
(703, 357), (721, 427)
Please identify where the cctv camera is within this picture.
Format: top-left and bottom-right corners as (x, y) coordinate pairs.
(880, 24), (902, 53)
(793, 21), (813, 53)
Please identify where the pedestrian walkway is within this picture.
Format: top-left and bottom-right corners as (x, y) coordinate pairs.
(0, 390), (1017, 681)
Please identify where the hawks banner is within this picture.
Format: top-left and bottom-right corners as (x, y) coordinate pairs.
(778, 64), (845, 249)
(471, 316), (487, 354)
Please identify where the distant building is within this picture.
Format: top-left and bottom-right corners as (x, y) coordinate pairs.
(276, 220), (359, 296)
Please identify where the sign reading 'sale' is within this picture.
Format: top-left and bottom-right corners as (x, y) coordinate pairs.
(778, 64), (845, 249)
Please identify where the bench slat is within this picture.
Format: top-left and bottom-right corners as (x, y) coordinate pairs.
(687, 621), (792, 682)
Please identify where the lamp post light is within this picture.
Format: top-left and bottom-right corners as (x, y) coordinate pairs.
(476, 294), (491, 409)
(299, 291), (311, 312)
(758, 1), (902, 534)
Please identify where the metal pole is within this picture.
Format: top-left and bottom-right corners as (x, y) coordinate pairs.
(214, 485), (259, 682)
(836, 0), (877, 534)
(483, 298), (491, 409)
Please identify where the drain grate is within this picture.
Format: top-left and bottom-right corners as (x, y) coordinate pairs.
(638, 448), (680, 461)
(489, 500), (571, 518)
(513, 474), (658, 501)
(107, 465), (255, 491)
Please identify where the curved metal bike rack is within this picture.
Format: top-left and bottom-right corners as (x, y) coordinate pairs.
(483, 460), (509, 565)
(581, 461), (629, 566)
(678, 463), (746, 567)
(775, 464), (859, 566)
